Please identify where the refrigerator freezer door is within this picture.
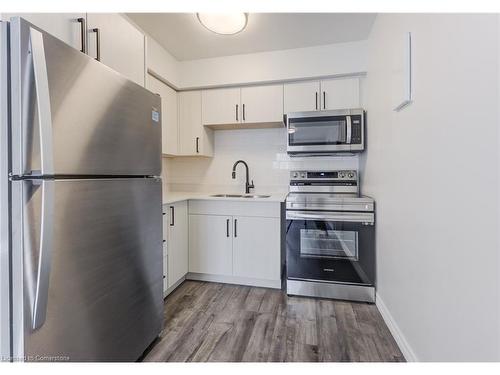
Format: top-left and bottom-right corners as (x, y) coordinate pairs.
(11, 178), (163, 361)
(10, 18), (161, 177)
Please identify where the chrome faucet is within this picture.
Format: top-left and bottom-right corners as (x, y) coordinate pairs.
(232, 160), (254, 194)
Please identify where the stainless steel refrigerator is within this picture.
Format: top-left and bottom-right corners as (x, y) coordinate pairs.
(0, 18), (164, 361)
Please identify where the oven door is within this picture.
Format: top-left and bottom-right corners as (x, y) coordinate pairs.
(286, 210), (375, 286)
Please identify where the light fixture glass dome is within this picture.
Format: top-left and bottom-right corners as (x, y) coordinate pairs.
(196, 13), (248, 35)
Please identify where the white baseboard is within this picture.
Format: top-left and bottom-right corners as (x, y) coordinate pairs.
(376, 292), (418, 362)
(187, 272), (282, 289)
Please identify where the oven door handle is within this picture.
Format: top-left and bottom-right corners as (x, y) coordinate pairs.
(286, 210), (374, 224)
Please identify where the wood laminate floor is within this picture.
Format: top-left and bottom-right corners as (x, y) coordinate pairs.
(143, 280), (405, 362)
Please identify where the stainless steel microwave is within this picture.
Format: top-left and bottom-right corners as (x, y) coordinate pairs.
(286, 108), (365, 154)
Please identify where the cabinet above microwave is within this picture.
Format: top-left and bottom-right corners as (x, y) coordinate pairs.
(286, 108), (365, 155)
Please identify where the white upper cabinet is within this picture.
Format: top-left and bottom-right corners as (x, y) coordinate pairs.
(147, 74), (178, 155)
(283, 81), (321, 114)
(240, 85), (283, 125)
(87, 14), (145, 86)
(2, 13), (86, 51)
(320, 77), (360, 110)
(202, 88), (241, 126)
(202, 85), (284, 128)
(178, 91), (214, 157)
(284, 78), (361, 113)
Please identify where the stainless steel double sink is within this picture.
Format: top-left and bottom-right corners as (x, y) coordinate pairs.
(210, 194), (271, 199)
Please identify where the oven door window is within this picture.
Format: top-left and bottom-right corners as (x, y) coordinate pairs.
(300, 229), (358, 260)
(288, 116), (347, 146)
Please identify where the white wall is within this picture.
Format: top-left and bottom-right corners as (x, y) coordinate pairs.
(361, 14), (499, 361)
(146, 36), (181, 89)
(163, 128), (358, 197)
(178, 40), (368, 89)
(144, 37), (367, 90)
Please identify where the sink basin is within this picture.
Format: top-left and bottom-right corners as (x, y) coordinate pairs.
(210, 194), (271, 199)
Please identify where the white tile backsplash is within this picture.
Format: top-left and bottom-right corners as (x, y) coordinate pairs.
(163, 128), (359, 195)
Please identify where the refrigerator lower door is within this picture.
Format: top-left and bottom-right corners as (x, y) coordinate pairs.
(10, 17), (161, 177)
(11, 178), (163, 361)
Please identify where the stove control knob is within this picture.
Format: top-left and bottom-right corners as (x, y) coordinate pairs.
(348, 172), (355, 179)
(292, 172), (298, 178)
(300, 172), (306, 178)
(339, 172), (345, 178)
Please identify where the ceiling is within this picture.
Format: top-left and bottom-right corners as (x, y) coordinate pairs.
(127, 13), (377, 61)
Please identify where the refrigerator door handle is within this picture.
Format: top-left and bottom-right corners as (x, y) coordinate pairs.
(30, 27), (54, 176)
(32, 180), (55, 330)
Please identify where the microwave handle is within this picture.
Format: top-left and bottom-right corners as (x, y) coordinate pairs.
(346, 116), (352, 144)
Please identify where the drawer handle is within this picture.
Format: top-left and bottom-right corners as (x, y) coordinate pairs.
(226, 219), (230, 237)
(234, 219), (237, 238)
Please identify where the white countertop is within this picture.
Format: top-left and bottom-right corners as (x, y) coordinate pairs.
(163, 191), (288, 205)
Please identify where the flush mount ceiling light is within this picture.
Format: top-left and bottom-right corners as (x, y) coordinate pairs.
(196, 13), (248, 35)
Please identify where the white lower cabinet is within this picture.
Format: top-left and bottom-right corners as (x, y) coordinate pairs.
(232, 216), (281, 281)
(188, 200), (282, 288)
(188, 214), (233, 276)
(163, 201), (188, 296)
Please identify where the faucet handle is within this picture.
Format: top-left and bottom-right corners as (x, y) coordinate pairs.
(250, 180), (255, 188)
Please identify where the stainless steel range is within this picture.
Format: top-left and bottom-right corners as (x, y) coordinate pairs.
(285, 170), (375, 303)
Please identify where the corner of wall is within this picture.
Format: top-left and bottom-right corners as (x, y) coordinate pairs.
(375, 293), (417, 362)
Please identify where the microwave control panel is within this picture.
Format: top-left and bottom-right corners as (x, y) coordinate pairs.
(350, 115), (363, 144)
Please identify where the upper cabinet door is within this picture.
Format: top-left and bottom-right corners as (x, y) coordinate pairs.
(178, 91), (201, 155)
(283, 81), (320, 114)
(240, 85), (283, 124)
(320, 77), (360, 110)
(147, 74), (178, 155)
(87, 14), (145, 86)
(2, 13), (86, 51)
(202, 87), (241, 125)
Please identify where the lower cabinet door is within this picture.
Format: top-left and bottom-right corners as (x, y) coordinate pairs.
(167, 201), (188, 288)
(232, 216), (281, 281)
(189, 214), (233, 276)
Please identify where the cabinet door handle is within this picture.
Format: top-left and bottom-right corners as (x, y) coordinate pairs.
(315, 92), (318, 110)
(323, 91), (326, 109)
(170, 206), (175, 226)
(226, 219), (230, 237)
(77, 17), (87, 53)
(242, 104), (245, 121)
(195, 137), (199, 153)
(92, 27), (100, 61)
(234, 219), (237, 238)
(236, 104), (239, 122)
